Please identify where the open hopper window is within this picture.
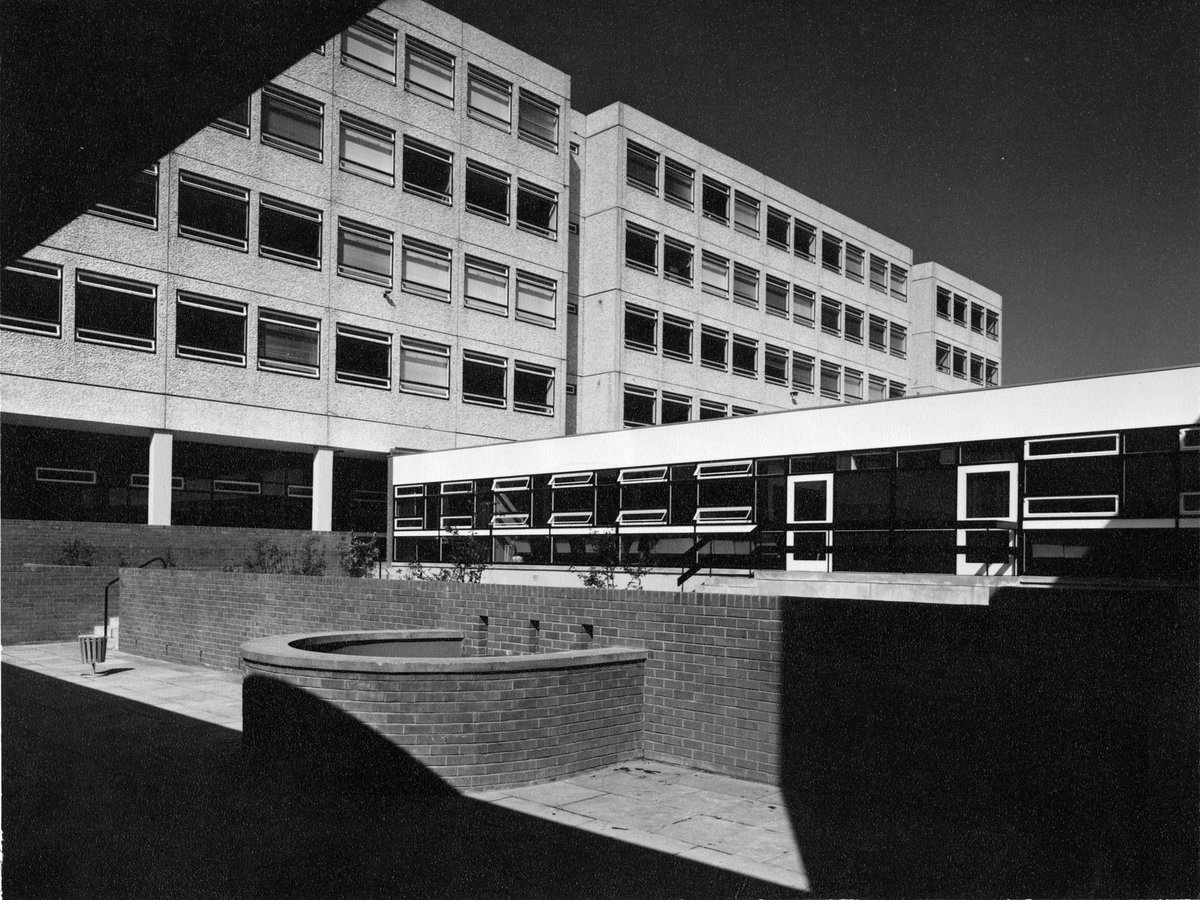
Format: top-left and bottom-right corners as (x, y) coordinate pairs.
(549, 472), (593, 488)
(616, 509), (667, 526)
(694, 507), (752, 524)
(695, 460), (752, 479)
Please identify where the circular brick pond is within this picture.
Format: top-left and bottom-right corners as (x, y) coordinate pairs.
(241, 630), (647, 790)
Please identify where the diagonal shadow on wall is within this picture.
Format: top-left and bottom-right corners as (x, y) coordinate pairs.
(779, 586), (1199, 898)
(3, 663), (804, 899)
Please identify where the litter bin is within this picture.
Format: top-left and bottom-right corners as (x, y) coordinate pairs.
(79, 634), (108, 676)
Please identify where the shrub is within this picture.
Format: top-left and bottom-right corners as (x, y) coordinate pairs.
(243, 539), (287, 574)
(340, 534), (380, 578)
(402, 529), (488, 583)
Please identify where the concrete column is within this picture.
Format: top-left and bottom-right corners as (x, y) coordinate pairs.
(312, 447), (334, 532)
(147, 431), (174, 526)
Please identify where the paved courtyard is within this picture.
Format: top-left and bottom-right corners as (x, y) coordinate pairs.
(2, 641), (807, 897)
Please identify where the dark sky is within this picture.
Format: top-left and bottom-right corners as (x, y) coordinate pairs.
(436, 0), (1199, 385)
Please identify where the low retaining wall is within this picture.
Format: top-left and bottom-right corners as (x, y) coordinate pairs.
(1, 564), (118, 644)
(242, 631), (646, 790)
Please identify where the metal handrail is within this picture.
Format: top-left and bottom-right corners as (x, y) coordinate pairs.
(103, 557), (168, 640)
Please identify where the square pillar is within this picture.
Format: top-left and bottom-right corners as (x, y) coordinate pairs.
(148, 431), (174, 526)
(312, 447), (334, 532)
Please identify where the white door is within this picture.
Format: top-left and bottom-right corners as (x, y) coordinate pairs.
(786, 473), (833, 572)
(956, 463), (1018, 576)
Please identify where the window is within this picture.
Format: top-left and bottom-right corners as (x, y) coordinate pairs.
(1025, 434), (1119, 459)
(765, 276), (789, 318)
(337, 218), (392, 287)
(764, 345), (788, 385)
(985, 359), (999, 387)
(791, 353), (814, 393)
(868, 374), (887, 401)
(767, 207), (790, 249)
(178, 171), (248, 251)
(261, 84), (323, 161)
(970, 353), (984, 384)
(2, 258), (62, 337)
(625, 223), (657, 273)
(699, 400), (727, 420)
(465, 160), (509, 222)
(936, 341), (951, 374)
(91, 163), (158, 228)
(464, 257), (508, 314)
(514, 361), (554, 415)
(664, 159), (694, 209)
(516, 180), (558, 237)
(405, 37), (454, 105)
(971, 303), (984, 334)
(624, 304), (657, 352)
(661, 392), (691, 423)
(793, 286), (815, 327)
(702, 176), (729, 223)
(845, 244), (864, 282)
(75, 270), (156, 352)
(701, 251), (728, 298)
(176, 292), (245, 365)
(467, 65), (512, 128)
(339, 113), (394, 185)
(462, 350), (506, 407)
(517, 89), (559, 150)
(844, 306), (863, 344)
(399, 337), (449, 397)
(936, 286), (951, 319)
(213, 97), (250, 137)
(732, 263), (758, 308)
(952, 346), (967, 378)
(626, 141), (658, 193)
(889, 381), (906, 399)
(870, 255), (888, 293)
(516, 271), (557, 326)
(732, 335), (757, 378)
(342, 16), (396, 82)
(889, 323), (907, 359)
(402, 137), (453, 203)
(986, 309), (999, 340)
(821, 234), (842, 273)
(889, 264), (908, 300)
(953, 293), (968, 326)
(549, 471), (592, 489)
(565, 381), (577, 396)
(568, 219), (579, 236)
(701, 326), (728, 371)
(844, 368), (863, 402)
(624, 385), (655, 427)
(733, 191), (759, 237)
(793, 219), (816, 261)
(258, 195), (322, 268)
(731, 406), (756, 418)
(335, 323), (391, 389)
(820, 362), (840, 399)
(868, 314), (886, 351)
(258, 309), (319, 377)
(662, 314), (692, 362)
(401, 238), (451, 301)
(663, 237), (693, 284)
(820, 297), (841, 336)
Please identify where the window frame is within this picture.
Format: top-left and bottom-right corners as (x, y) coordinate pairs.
(821, 233), (842, 273)
(889, 322), (907, 359)
(889, 264), (908, 300)
(663, 236), (693, 285)
(700, 325), (729, 372)
(1, 258), (62, 337)
(731, 334), (758, 379)
(74, 269), (157, 352)
(257, 308), (320, 378)
(400, 236), (452, 302)
(513, 360), (555, 415)
(843, 368), (863, 402)
(820, 296), (841, 337)
(820, 361), (841, 400)
(517, 89), (559, 151)
(732, 263), (759, 309)
(461, 349), (508, 408)
(258, 194), (323, 269)
(623, 384), (656, 428)
(463, 255), (509, 316)
(844, 305), (863, 344)
(845, 243), (864, 283)
(792, 286), (815, 327)
(212, 96), (250, 138)
(702, 176), (729, 224)
(625, 222), (658, 274)
(467, 64), (512, 129)
(935, 340), (951, 374)
(515, 270), (557, 327)
(404, 36), (455, 106)
(260, 83), (324, 162)
(339, 112), (395, 186)
(661, 392), (691, 423)
(626, 140), (659, 195)
(624, 303), (657, 353)
(399, 337), (450, 398)
(868, 314), (887, 351)
(464, 159), (510, 223)
(177, 170), (249, 251)
(90, 163), (159, 229)
(516, 179), (559, 238)
(335, 322), (392, 390)
(341, 16), (397, 83)
(175, 291), (246, 366)
(664, 158), (694, 209)
(733, 191), (760, 238)
(662, 314), (693, 362)
(402, 136), (454, 204)
(337, 217), (393, 287)
(764, 344), (788, 385)
(700, 251), (729, 298)
(793, 219), (816, 261)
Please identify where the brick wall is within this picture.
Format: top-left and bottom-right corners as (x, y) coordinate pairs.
(243, 652), (646, 790)
(1, 519), (377, 573)
(1, 564), (119, 644)
(120, 569), (784, 783)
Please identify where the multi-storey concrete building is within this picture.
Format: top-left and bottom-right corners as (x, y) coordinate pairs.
(1, 0), (1002, 534)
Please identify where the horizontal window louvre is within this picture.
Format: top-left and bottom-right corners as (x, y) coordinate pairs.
(549, 472), (593, 488)
(616, 509), (667, 525)
(36, 468), (96, 484)
(491, 513), (529, 527)
(1025, 434), (1119, 458)
(618, 466), (667, 484)
(694, 506), (753, 524)
(695, 460), (752, 479)
(492, 477), (529, 491)
(548, 511), (592, 526)
(441, 481), (473, 494)
(214, 480), (261, 495)
(1024, 495), (1119, 517)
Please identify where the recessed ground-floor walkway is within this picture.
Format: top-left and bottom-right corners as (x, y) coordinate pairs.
(2, 642), (807, 898)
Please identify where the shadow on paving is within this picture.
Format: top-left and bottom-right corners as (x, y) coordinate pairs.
(2, 663), (803, 899)
(780, 586), (1199, 899)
